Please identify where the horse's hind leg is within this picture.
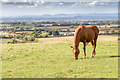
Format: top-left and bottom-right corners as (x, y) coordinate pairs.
(91, 40), (96, 57)
(83, 42), (86, 58)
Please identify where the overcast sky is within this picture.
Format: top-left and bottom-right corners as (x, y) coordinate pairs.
(0, 0), (118, 17)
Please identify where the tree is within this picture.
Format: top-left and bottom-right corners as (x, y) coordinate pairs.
(34, 33), (39, 38)
(110, 29), (115, 34)
(27, 36), (35, 41)
(32, 29), (42, 38)
(15, 35), (20, 39)
(67, 29), (70, 32)
(48, 31), (52, 35)
(25, 27), (30, 30)
(19, 27), (24, 31)
(12, 39), (17, 43)
(104, 30), (109, 35)
(70, 25), (74, 28)
(37, 30), (42, 34)
(52, 31), (59, 36)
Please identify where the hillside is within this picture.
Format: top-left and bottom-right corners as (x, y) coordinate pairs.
(2, 13), (118, 21)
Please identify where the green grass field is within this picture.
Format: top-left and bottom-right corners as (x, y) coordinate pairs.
(1, 35), (118, 78)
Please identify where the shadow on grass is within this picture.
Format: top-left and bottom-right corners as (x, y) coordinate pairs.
(78, 55), (120, 60)
(96, 55), (120, 59)
(109, 55), (120, 58)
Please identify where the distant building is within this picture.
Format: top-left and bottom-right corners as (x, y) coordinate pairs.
(41, 24), (53, 27)
(60, 32), (75, 36)
(99, 31), (105, 34)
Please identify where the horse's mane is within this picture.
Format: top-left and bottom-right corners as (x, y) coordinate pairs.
(75, 25), (85, 34)
(73, 25), (85, 48)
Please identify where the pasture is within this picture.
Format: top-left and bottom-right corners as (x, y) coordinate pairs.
(2, 35), (118, 78)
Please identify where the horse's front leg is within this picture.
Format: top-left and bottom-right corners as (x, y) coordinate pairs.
(91, 40), (96, 57)
(83, 42), (86, 58)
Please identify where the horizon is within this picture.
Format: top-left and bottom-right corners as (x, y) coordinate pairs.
(2, 12), (118, 18)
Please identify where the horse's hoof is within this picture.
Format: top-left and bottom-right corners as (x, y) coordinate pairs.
(91, 55), (95, 57)
(91, 54), (95, 57)
(75, 57), (78, 60)
(84, 56), (86, 59)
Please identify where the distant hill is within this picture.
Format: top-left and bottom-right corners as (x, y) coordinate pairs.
(2, 13), (118, 21)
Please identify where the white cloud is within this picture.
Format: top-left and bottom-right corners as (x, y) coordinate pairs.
(99, 2), (105, 5)
(34, 3), (38, 6)
(71, 2), (79, 7)
(88, 1), (98, 6)
(22, 0), (27, 2)
(36, 1), (40, 3)
(41, 0), (45, 4)
(2, 0), (9, 2)
(18, 6), (23, 8)
(28, 0), (31, 2)
(58, 3), (64, 5)
(27, 5), (34, 8)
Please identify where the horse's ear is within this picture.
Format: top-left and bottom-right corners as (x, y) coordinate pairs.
(70, 46), (73, 48)
(80, 24), (85, 28)
(80, 24), (83, 26)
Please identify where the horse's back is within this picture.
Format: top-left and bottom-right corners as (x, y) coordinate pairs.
(75, 25), (99, 42)
(84, 25), (99, 41)
(86, 25), (99, 35)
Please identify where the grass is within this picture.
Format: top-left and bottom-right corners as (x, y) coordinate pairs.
(2, 35), (118, 78)
(0, 39), (13, 44)
(37, 35), (118, 43)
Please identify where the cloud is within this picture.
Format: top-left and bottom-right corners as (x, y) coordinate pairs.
(34, 3), (38, 6)
(26, 1), (45, 8)
(21, 0), (32, 3)
(18, 5), (23, 8)
(27, 6), (34, 8)
(2, 0), (9, 2)
(41, 0), (45, 4)
(1, 1), (45, 8)
(71, 2), (79, 7)
(22, 0), (27, 2)
(58, 2), (64, 5)
(88, 1), (98, 6)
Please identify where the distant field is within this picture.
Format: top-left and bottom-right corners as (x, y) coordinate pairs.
(2, 35), (118, 78)
(37, 35), (118, 43)
(0, 39), (13, 44)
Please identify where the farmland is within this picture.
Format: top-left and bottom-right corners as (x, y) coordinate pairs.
(2, 35), (118, 78)
(0, 20), (118, 45)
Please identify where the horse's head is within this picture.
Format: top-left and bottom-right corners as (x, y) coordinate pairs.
(70, 46), (79, 60)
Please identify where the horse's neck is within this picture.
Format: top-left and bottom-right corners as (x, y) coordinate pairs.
(73, 25), (85, 48)
(73, 42), (79, 49)
(73, 32), (80, 48)
(73, 38), (79, 48)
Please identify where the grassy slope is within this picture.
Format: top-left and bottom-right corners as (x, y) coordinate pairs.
(2, 40), (118, 78)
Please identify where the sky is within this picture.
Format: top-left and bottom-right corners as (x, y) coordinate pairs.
(0, 0), (118, 17)
(0, 0), (119, 2)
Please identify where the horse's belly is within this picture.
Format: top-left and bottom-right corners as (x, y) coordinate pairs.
(86, 38), (93, 42)
(86, 33), (95, 42)
(79, 29), (95, 42)
(79, 37), (93, 42)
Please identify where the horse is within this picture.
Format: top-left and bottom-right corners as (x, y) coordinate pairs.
(71, 25), (99, 60)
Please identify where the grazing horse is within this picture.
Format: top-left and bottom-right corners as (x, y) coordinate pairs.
(71, 25), (99, 60)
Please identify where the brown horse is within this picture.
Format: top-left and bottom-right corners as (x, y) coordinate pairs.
(71, 25), (99, 60)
